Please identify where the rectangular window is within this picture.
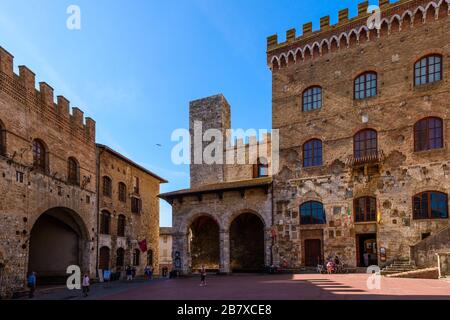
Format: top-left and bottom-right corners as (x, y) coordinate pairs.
(16, 171), (24, 183)
(133, 176), (140, 194)
(131, 197), (142, 214)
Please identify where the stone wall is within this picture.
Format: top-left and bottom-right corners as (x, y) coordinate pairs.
(269, 0), (450, 268)
(0, 47), (97, 297)
(97, 146), (163, 277)
(171, 187), (272, 274)
(189, 94), (231, 188)
(411, 226), (450, 268)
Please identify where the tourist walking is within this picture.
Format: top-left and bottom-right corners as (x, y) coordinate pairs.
(200, 265), (207, 287)
(27, 271), (36, 299)
(82, 274), (90, 297)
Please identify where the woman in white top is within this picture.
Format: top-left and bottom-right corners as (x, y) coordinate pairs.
(82, 274), (90, 297)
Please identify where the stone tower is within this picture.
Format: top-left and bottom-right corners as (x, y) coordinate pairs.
(189, 94), (231, 188)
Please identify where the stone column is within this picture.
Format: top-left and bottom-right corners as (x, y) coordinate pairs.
(173, 232), (190, 274)
(265, 228), (272, 268)
(219, 230), (230, 273)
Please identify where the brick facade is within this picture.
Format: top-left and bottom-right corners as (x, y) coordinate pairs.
(269, 0), (450, 268)
(164, 0), (450, 273)
(0, 47), (166, 298)
(97, 145), (166, 277)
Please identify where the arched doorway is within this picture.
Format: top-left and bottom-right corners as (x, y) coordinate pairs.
(99, 247), (110, 270)
(188, 216), (220, 272)
(230, 213), (265, 272)
(28, 207), (88, 284)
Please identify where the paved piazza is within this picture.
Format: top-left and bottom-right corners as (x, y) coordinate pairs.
(27, 274), (450, 300)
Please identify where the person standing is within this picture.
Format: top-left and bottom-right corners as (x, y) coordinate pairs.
(27, 272), (37, 299)
(126, 266), (132, 281)
(82, 274), (90, 297)
(200, 265), (207, 287)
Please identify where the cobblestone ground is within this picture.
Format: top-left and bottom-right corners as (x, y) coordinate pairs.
(24, 274), (450, 300)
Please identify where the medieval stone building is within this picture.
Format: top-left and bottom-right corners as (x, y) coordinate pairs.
(160, 95), (274, 274)
(97, 145), (167, 278)
(0, 47), (165, 298)
(163, 0), (450, 274)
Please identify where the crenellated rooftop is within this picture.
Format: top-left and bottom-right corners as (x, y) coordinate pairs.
(0, 46), (95, 142)
(267, 0), (449, 69)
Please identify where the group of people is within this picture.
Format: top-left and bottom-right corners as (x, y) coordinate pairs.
(26, 265), (156, 299)
(27, 271), (91, 299)
(324, 255), (343, 274)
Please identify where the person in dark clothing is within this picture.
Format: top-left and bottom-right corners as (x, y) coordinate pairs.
(200, 265), (207, 287)
(126, 266), (132, 281)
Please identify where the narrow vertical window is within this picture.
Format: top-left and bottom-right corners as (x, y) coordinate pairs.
(32, 139), (47, 173)
(0, 120), (5, 156)
(103, 176), (112, 197)
(118, 182), (127, 202)
(68, 157), (79, 185)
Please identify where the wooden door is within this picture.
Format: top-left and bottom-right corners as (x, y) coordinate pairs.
(305, 239), (322, 267)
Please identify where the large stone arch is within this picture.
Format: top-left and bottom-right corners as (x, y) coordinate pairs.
(187, 214), (221, 272)
(28, 207), (91, 284)
(229, 211), (266, 272)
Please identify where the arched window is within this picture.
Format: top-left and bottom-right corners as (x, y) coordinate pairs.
(414, 117), (443, 151)
(117, 214), (126, 237)
(354, 197), (377, 222)
(99, 246), (110, 270)
(414, 54), (442, 86)
(67, 157), (79, 185)
(100, 210), (111, 235)
(0, 119), (5, 156)
(32, 139), (47, 173)
(300, 201), (326, 225)
(302, 86), (322, 112)
(116, 248), (125, 268)
(354, 129), (378, 159)
(303, 139), (323, 167)
(118, 182), (127, 202)
(102, 176), (112, 197)
(354, 72), (377, 100)
(254, 157), (269, 178)
(413, 191), (448, 220)
(133, 249), (140, 266)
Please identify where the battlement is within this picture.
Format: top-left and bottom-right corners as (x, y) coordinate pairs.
(0, 46), (95, 142)
(228, 132), (271, 151)
(267, 0), (449, 69)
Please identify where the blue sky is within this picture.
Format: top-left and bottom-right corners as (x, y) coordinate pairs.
(0, 0), (381, 226)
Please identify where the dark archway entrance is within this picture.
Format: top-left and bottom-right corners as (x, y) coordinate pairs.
(28, 208), (88, 284)
(230, 213), (265, 272)
(189, 216), (220, 272)
(356, 233), (378, 267)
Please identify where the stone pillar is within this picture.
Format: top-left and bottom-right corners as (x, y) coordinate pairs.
(219, 230), (230, 273)
(265, 228), (272, 267)
(173, 232), (190, 274)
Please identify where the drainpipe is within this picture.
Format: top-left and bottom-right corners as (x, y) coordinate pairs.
(95, 147), (103, 278)
(436, 253), (442, 279)
(270, 181), (274, 267)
